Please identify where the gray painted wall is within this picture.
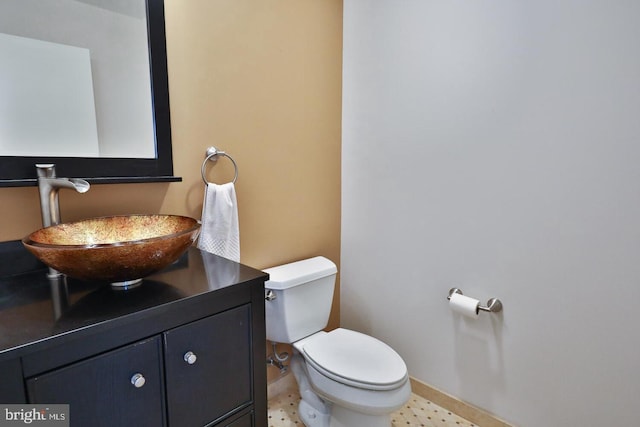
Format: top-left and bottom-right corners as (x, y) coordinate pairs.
(341, 1), (640, 426)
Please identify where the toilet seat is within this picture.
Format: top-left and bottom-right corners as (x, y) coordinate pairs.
(300, 328), (408, 391)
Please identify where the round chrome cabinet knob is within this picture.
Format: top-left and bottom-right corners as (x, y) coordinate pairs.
(131, 373), (146, 388)
(184, 351), (197, 365)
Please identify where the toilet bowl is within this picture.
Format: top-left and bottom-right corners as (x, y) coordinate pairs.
(294, 328), (411, 427)
(264, 257), (411, 427)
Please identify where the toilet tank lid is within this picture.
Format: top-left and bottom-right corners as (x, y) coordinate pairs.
(264, 256), (337, 290)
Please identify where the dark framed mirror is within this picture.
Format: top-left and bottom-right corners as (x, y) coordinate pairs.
(0, 0), (180, 187)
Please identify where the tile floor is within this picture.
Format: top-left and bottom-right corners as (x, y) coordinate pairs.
(267, 376), (477, 427)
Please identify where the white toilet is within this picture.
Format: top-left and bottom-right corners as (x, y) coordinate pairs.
(264, 257), (411, 427)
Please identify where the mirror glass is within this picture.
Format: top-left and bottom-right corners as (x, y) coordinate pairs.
(0, 0), (177, 186)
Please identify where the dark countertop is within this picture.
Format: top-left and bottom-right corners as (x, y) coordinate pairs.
(0, 245), (268, 362)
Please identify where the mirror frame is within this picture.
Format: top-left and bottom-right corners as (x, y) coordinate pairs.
(0, 0), (180, 187)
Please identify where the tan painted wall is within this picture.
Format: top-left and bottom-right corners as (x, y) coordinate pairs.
(0, 0), (343, 377)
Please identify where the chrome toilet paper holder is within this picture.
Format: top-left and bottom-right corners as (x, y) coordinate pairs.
(447, 288), (503, 313)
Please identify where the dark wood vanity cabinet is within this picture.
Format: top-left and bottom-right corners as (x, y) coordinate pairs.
(0, 358), (26, 403)
(224, 412), (253, 427)
(164, 305), (252, 426)
(27, 337), (166, 427)
(25, 305), (255, 427)
(0, 248), (268, 427)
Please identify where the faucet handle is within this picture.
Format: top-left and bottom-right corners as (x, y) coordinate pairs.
(36, 164), (56, 178)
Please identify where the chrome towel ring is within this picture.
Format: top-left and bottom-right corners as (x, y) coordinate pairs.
(201, 146), (238, 185)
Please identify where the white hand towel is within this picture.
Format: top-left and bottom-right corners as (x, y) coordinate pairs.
(197, 182), (240, 262)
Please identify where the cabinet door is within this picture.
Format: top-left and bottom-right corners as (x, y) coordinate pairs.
(0, 358), (26, 403)
(164, 305), (252, 427)
(27, 336), (165, 427)
(223, 412), (253, 427)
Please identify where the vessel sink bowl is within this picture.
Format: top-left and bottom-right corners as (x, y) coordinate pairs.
(23, 215), (201, 284)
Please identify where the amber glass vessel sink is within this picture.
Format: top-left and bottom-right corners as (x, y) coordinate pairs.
(23, 215), (201, 286)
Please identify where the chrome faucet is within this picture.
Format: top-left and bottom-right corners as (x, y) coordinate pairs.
(36, 164), (90, 228)
(36, 164), (90, 278)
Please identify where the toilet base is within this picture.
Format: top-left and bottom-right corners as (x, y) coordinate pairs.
(291, 354), (331, 427)
(297, 397), (392, 427)
(299, 399), (331, 427)
(329, 405), (391, 427)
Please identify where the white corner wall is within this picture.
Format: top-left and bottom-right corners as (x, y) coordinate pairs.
(341, 1), (640, 426)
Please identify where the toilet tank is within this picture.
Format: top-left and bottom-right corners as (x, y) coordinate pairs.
(263, 256), (337, 344)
